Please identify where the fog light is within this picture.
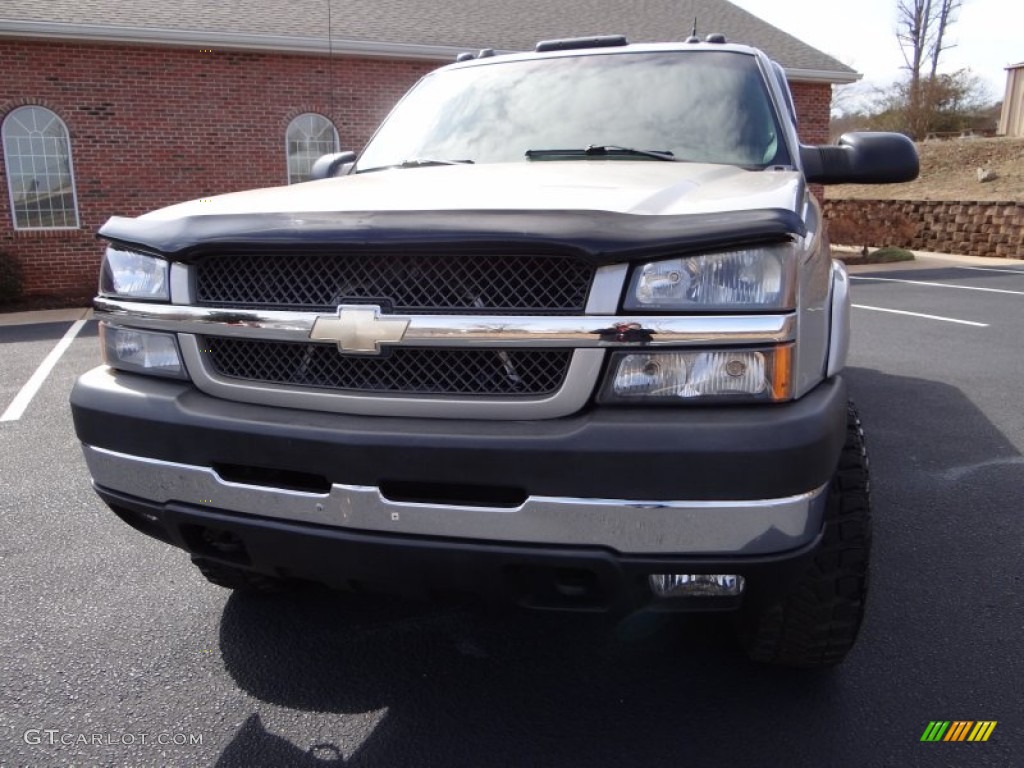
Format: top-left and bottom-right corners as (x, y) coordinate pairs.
(649, 573), (745, 598)
(101, 323), (187, 379)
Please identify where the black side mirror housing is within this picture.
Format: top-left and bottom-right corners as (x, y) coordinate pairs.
(800, 132), (919, 185)
(310, 151), (358, 180)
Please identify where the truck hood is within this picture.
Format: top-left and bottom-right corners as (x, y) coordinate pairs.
(101, 163), (808, 263)
(144, 161), (803, 220)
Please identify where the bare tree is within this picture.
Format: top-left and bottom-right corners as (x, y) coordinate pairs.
(865, 69), (991, 136)
(927, 0), (961, 79)
(896, 0), (963, 137)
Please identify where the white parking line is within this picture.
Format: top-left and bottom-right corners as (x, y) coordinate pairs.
(0, 319), (88, 422)
(850, 276), (1024, 296)
(852, 304), (989, 327)
(955, 266), (1024, 276)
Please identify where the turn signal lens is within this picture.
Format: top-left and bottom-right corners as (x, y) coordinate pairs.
(100, 322), (187, 379)
(608, 346), (792, 402)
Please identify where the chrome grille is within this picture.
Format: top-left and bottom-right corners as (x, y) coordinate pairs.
(202, 337), (572, 396)
(194, 252), (594, 314)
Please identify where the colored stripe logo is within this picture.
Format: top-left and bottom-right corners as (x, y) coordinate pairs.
(920, 721), (997, 742)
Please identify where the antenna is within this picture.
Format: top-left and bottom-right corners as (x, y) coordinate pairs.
(326, 0), (337, 123)
(686, 15), (700, 44)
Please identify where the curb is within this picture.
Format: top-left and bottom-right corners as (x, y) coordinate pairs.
(0, 307), (93, 327)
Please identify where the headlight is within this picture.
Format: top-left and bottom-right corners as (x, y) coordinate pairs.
(625, 245), (795, 311)
(602, 346), (792, 403)
(100, 323), (187, 379)
(99, 247), (169, 300)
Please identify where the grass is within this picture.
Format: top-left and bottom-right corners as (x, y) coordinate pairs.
(832, 246), (915, 266)
(869, 247), (915, 263)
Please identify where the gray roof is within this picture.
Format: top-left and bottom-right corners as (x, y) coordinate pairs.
(0, 0), (856, 79)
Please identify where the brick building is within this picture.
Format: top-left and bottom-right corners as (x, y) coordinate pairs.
(0, 0), (857, 303)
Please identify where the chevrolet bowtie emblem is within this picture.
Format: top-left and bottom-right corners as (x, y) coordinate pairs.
(310, 305), (410, 354)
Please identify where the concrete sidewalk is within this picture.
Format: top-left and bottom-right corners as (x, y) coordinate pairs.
(841, 248), (1023, 273)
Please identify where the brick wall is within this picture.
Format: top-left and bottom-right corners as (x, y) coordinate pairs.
(789, 82), (832, 146)
(824, 199), (1024, 259)
(1, 40), (837, 302)
(0, 40), (435, 301)
(789, 81), (832, 201)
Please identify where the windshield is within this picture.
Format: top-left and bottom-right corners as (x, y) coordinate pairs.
(358, 50), (790, 171)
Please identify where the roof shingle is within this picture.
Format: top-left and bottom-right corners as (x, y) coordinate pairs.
(0, 0), (855, 76)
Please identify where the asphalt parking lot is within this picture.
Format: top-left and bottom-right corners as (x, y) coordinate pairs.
(1, 254), (1022, 767)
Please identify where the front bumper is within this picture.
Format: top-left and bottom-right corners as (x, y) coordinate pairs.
(71, 366), (847, 504)
(82, 444), (827, 555)
(97, 486), (824, 614)
(71, 367), (847, 607)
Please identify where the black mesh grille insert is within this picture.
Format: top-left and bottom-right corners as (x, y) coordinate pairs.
(194, 252), (594, 314)
(203, 337), (572, 396)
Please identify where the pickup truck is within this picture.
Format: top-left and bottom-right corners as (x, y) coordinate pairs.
(70, 35), (918, 667)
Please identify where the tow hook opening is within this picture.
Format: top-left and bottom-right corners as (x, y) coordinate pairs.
(109, 503), (172, 545)
(181, 524), (251, 565)
(503, 564), (610, 611)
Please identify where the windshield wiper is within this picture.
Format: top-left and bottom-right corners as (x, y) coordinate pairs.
(357, 158), (474, 173)
(398, 158), (474, 167)
(525, 145), (678, 161)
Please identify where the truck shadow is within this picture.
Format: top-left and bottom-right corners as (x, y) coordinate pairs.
(215, 593), (802, 767)
(214, 366), (1021, 767)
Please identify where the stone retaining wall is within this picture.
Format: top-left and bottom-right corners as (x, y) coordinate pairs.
(823, 199), (1023, 259)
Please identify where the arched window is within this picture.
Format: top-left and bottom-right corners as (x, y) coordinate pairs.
(286, 113), (340, 184)
(3, 106), (80, 229)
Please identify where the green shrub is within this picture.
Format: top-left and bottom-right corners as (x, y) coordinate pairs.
(870, 247), (915, 263)
(0, 251), (24, 305)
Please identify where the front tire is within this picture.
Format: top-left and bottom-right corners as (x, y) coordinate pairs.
(739, 401), (872, 667)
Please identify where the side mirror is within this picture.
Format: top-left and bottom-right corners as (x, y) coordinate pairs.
(310, 151), (357, 180)
(800, 132), (919, 185)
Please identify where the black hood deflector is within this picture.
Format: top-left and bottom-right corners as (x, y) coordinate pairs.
(98, 208), (806, 265)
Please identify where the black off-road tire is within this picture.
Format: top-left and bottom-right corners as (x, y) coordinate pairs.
(738, 401), (872, 668)
(191, 556), (288, 593)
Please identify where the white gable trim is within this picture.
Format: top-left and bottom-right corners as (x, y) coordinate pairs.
(0, 20), (484, 61)
(786, 67), (861, 85)
(1, 20), (860, 83)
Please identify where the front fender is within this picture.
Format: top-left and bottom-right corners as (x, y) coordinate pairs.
(826, 260), (851, 377)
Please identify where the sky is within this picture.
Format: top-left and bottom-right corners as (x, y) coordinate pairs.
(729, 0), (1022, 105)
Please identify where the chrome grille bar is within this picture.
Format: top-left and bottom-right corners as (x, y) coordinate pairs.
(95, 298), (796, 348)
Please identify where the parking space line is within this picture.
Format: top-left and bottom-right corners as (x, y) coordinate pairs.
(850, 276), (1024, 296)
(852, 304), (989, 327)
(1, 319), (88, 422)
(954, 266), (1024, 276)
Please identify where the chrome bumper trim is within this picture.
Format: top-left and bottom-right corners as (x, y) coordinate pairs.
(83, 445), (827, 555)
(94, 298), (796, 348)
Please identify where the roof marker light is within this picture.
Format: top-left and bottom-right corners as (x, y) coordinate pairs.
(534, 35), (628, 53)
